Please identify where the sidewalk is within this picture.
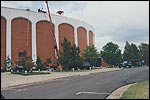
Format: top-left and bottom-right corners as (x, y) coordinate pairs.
(106, 83), (136, 99)
(1, 67), (121, 90)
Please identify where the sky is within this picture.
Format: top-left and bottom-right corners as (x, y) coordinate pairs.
(1, 1), (149, 53)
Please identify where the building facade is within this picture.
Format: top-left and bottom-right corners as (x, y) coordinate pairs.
(1, 7), (95, 68)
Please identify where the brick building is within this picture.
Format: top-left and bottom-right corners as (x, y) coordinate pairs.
(1, 7), (95, 69)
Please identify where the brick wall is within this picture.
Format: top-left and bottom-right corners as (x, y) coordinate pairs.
(77, 27), (87, 56)
(11, 18), (32, 63)
(1, 14), (94, 66)
(1, 16), (6, 68)
(89, 31), (94, 46)
(36, 21), (55, 62)
(58, 23), (74, 52)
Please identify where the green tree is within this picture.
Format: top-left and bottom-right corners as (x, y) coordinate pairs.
(16, 50), (35, 71)
(36, 57), (42, 67)
(130, 43), (140, 59)
(45, 58), (52, 64)
(43, 58), (52, 66)
(58, 37), (71, 67)
(139, 43), (149, 65)
(83, 45), (99, 66)
(23, 57), (35, 71)
(123, 41), (140, 60)
(58, 37), (81, 69)
(68, 44), (81, 67)
(123, 41), (131, 60)
(16, 56), (34, 72)
(100, 42), (122, 67)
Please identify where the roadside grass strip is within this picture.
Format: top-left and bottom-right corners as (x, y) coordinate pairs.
(120, 81), (149, 99)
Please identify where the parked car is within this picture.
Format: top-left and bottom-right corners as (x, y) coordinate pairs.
(119, 60), (132, 68)
(79, 61), (91, 70)
(63, 61), (91, 70)
(13, 66), (25, 72)
(36, 65), (48, 71)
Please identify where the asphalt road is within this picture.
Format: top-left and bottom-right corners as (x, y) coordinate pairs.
(1, 66), (149, 99)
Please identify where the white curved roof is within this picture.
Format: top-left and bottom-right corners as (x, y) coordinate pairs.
(1, 6), (94, 33)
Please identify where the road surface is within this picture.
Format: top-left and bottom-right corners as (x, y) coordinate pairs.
(1, 66), (149, 99)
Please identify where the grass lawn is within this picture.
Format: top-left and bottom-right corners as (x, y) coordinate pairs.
(55, 69), (89, 72)
(120, 81), (149, 99)
(54, 67), (102, 72)
(11, 71), (50, 76)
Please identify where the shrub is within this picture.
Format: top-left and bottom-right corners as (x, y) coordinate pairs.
(16, 56), (35, 72)
(3, 56), (13, 71)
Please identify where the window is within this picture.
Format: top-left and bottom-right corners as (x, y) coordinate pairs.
(18, 52), (26, 57)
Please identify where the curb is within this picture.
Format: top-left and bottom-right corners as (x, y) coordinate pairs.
(106, 83), (136, 99)
(1, 74), (81, 90)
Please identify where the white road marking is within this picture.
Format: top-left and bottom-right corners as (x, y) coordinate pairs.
(15, 88), (28, 92)
(95, 82), (101, 84)
(76, 92), (110, 95)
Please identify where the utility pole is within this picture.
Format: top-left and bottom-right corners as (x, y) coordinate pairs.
(45, 1), (59, 63)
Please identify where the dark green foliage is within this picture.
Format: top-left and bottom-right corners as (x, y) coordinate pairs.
(83, 45), (99, 66)
(23, 57), (35, 71)
(130, 43), (140, 59)
(16, 50), (34, 71)
(36, 57), (42, 67)
(16, 56), (34, 71)
(123, 41), (149, 66)
(139, 43), (149, 65)
(123, 41), (131, 60)
(46, 58), (52, 64)
(58, 37), (81, 69)
(123, 41), (140, 60)
(100, 42), (122, 66)
(43, 58), (52, 66)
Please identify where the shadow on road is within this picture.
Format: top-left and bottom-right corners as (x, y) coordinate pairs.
(1, 94), (5, 99)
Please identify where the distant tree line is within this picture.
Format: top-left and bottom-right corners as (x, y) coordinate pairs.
(100, 41), (149, 67)
(2, 37), (149, 72)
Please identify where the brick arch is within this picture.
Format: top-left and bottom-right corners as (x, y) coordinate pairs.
(77, 27), (87, 56)
(58, 23), (74, 52)
(36, 21), (55, 62)
(11, 17), (32, 63)
(1, 16), (6, 68)
(89, 30), (94, 46)
(12, 16), (32, 23)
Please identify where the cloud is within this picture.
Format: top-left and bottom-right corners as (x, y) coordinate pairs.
(63, 1), (149, 52)
(111, 28), (149, 42)
(1, 1), (32, 9)
(1, 1), (149, 53)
